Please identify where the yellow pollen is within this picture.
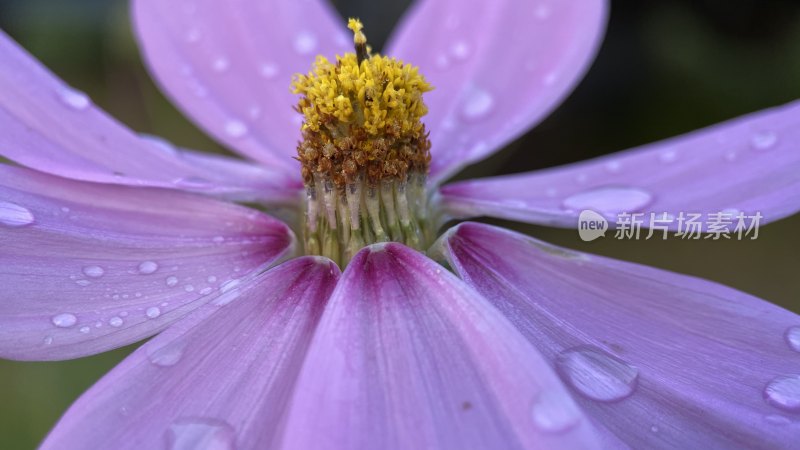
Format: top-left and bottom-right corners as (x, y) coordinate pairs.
(292, 18), (433, 188)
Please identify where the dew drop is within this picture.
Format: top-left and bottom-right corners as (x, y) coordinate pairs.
(145, 306), (161, 319)
(82, 265), (105, 278)
(109, 316), (124, 328)
(212, 57), (229, 72)
(140, 134), (180, 157)
(435, 54), (450, 70)
(530, 390), (581, 433)
(765, 414), (792, 426)
(137, 261), (159, 275)
(259, 62), (279, 79)
(52, 313), (77, 328)
(750, 131), (778, 151)
(166, 276), (179, 287)
(535, 4), (552, 19)
(786, 326), (800, 352)
(184, 285), (195, 293)
(224, 119), (248, 138)
(207, 275), (218, 284)
(450, 40), (470, 61)
(148, 340), (186, 367)
(79, 326), (90, 334)
(460, 87), (494, 121)
(173, 177), (213, 190)
(0, 201), (35, 227)
(764, 375), (800, 412)
(185, 28), (201, 43)
(75, 279), (91, 287)
(43, 336), (54, 345)
(166, 417), (235, 450)
(604, 160), (622, 173)
(220, 279), (241, 294)
(555, 346), (639, 402)
(293, 31), (317, 55)
(658, 150), (677, 163)
(562, 186), (653, 214)
(650, 425), (659, 433)
(199, 287), (214, 296)
(543, 72), (558, 86)
(58, 87), (90, 110)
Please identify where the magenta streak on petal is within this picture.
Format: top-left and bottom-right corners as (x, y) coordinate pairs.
(436, 222), (800, 448)
(0, 30), (298, 201)
(438, 100), (800, 229)
(278, 243), (601, 450)
(0, 165), (294, 361)
(132, 0), (350, 174)
(387, 0), (608, 184)
(40, 257), (339, 450)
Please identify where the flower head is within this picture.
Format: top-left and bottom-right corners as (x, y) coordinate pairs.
(0, 0), (799, 449)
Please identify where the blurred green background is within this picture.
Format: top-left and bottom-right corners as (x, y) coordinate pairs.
(1, 0), (799, 447)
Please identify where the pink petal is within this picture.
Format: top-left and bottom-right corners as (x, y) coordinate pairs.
(40, 257), (339, 450)
(386, 0), (607, 183)
(435, 222), (800, 448)
(132, 0), (349, 173)
(0, 166), (294, 361)
(279, 243), (600, 449)
(439, 101), (800, 228)
(0, 30), (296, 200)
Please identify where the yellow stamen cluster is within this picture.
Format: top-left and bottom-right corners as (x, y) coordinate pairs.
(292, 19), (432, 187)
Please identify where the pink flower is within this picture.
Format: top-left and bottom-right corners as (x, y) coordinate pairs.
(0, 0), (798, 448)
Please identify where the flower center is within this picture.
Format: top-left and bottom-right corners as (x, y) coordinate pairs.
(292, 18), (434, 266)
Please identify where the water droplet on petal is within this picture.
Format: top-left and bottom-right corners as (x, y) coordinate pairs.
(52, 313), (77, 328)
(293, 31), (317, 55)
(750, 131), (778, 151)
(140, 134), (180, 157)
(530, 390), (581, 433)
(555, 346), (639, 402)
(765, 414), (792, 426)
(461, 87), (494, 121)
(212, 57), (229, 72)
(138, 261), (159, 275)
(659, 150), (677, 164)
(79, 326), (90, 334)
(786, 326), (800, 352)
(450, 40), (470, 61)
(75, 279), (91, 287)
(0, 201), (35, 227)
(224, 119), (248, 138)
(562, 187), (653, 215)
(109, 316), (124, 327)
(58, 87), (90, 110)
(535, 4), (552, 19)
(81, 266), (107, 280)
(173, 177), (213, 190)
(148, 340), (186, 367)
(259, 62), (279, 79)
(207, 276), (218, 284)
(82, 265), (104, 278)
(184, 285), (195, 293)
(146, 306), (161, 319)
(764, 375), (800, 412)
(604, 160), (622, 173)
(199, 287), (214, 296)
(167, 417), (235, 450)
(166, 276), (179, 287)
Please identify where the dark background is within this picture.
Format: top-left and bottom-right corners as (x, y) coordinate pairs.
(1, 0), (799, 447)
